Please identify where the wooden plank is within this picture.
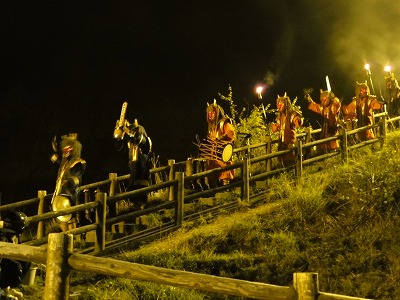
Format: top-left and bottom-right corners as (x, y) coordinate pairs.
(68, 253), (297, 300)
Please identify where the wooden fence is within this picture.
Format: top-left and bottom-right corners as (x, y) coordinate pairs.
(0, 112), (396, 251)
(0, 233), (372, 300)
(0, 112), (397, 299)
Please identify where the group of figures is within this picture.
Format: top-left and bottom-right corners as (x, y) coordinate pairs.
(271, 71), (400, 166)
(0, 102), (155, 297)
(19, 70), (400, 234)
(50, 102), (153, 232)
(48, 98), (241, 233)
(1, 71), (398, 296)
(192, 70), (400, 186)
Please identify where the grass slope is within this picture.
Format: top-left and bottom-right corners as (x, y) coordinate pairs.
(23, 132), (400, 299)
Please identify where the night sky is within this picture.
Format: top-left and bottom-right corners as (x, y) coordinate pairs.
(1, 1), (399, 202)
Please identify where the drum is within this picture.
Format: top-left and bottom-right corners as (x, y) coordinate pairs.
(52, 194), (72, 222)
(199, 139), (234, 163)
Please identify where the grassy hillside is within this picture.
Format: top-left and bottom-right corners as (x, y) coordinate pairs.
(24, 132), (400, 299)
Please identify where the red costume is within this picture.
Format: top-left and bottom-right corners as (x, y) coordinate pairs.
(271, 93), (303, 165)
(354, 81), (384, 140)
(203, 100), (236, 187)
(307, 89), (341, 152)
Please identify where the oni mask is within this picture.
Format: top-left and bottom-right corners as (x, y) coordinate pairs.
(320, 90), (334, 106)
(277, 93), (291, 113)
(60, 134), (82, 161)
(206, 100), (224, 124)
(355, 81), (370, 98)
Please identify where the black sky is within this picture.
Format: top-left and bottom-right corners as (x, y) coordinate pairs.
(1, 1), (399, 202)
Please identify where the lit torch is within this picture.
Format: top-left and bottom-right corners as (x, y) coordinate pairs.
(384, 65), (392, 78)
(364, 63), (371, 76)
(256, 86), (267, 121)
(364, 63), (376, 95)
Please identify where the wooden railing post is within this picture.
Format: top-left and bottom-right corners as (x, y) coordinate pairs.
(295, 139), (303, 182)
(95, 191), (107, 253)
(381, 114), (387, 147)
(293, 272), (319, 300)
(185, 158), (193, 177)
(241, 158), (250, 201)
(44, 233), (73, 300)
(174, 172), (184, 226)
(108, 173), (119, 233)
(305, 126), (312, 158)
(265, 135), (272, 172)
(36, 190), (46, 239)
(305, 126), (312, 143)
(109, 173), (118, 197)
(168, 159), (175, 201)
(83, 189), (91, 223)
(340, 127), (348, 163)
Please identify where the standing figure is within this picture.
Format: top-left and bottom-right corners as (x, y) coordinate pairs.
(50, 133), (86, 232)
(355, 81), (384, 140)
(271, 93), (303, 166)
(306, 89), (341, 152)
(114, 102), (152, 209)
(202, 100), (236, 187)
(384, 71), (400, 118)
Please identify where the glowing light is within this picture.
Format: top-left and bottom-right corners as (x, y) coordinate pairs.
(384, 65), (392, 73)
(255, 86), (264, 100)
(364, 63), (371, 76)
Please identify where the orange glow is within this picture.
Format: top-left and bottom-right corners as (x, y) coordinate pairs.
(384, 65), (391, 73)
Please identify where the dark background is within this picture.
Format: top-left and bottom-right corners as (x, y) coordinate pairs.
(1, 1), (399, 202)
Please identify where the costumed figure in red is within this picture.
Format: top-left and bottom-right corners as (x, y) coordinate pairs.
(354, 81), (384, 140)
(201, 100), (236, 187)
(306, 89), (341, 152)
(271, 93), (303, 166)
(50, 133), (86, 232)
(114, 102), (152, 209)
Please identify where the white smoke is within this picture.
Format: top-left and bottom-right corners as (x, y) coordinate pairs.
(328, 0), (400, 88)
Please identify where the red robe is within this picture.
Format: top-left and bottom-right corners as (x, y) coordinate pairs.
(272, 111), (303, 163)
(308, 97), (341, 152)
(356, 95), (383, 140)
